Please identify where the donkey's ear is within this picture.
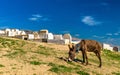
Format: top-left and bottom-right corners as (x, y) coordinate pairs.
(68, 44), (70, 49)
(72, 43), (75, 49)
(69, 43), (74, 49)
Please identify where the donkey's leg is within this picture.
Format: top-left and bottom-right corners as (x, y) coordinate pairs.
(85, 50), (88, 65)
(98, 52), (102, 67)
(95, 51), (102, 67)
(82, 51), (85, 64)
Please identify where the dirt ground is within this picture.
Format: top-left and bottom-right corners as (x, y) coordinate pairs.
(0, 38), (120, 75)
(0, 39), (69, 75)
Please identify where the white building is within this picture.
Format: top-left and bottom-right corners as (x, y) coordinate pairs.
(5, 28), (11, 32)
(33, 32), (40, 40)
(5, 28), (11, 35)
(39, 29), (48, 34)
(118, 46), (120, 52)
(4, 29), (26, 37)
(54, 35), (63, 40)
(63, 34), (72, 44)
(20, 31), (26, 35)
(39, 29), (48, 39)
(103, 43), (113, 51)
(64, 39), (70, 44)
(28, 34), (34, 40)
(48, 33), (54, 40)
(7, 30), (16, 37)
(0, 30), (5, 35)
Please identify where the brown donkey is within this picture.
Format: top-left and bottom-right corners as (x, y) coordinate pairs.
(79, 40), (102, 67)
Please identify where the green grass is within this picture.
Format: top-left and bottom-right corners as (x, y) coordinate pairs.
(112, 72), (120, 75)
(67, 61), (82, 69)
(67, 62), (76, 66)
(38, 45), (54, 50)
(0, 37), (19, 48)
(0, 72), (3, 74)
(103, 50), (120, 61)
(48, 62), (87, 74)
(38, 45), (47, 50)
(12, 67), (16, 69)
(0, 37), (27, 49)
(48, 62), (73, 73)
(4, 48), (26, 58)
(1, 41), (9, 48)
(33, 45), (56, 56)
(33, 74), (36, 75)
(0, 64), (5, 67)
(77, 71), (89, 75)
(29, 61), (46, 65)
(35, 50), (51, 56)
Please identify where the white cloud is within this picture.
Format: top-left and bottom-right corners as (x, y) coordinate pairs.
(116, 29), (120, 34)
(32, 14), (42, 18)
(93, 35), (105, 38)
(81, 16), (101, 26)
(105, 31), (120, 36)
(28, 17), (38, 21)
(61, 31), (70, 33)
(75, 34), (80, 37)
(114, 30), (120, 36)
(114, 33), (119, 36)
(29, 14), (41, 21)
(29, 14), (49, 21)
(103, 38), (120, 46)
(106, 33), (112, 36)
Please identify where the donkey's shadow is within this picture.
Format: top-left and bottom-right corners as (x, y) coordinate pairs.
(74, 58), (83, 62)
(57, 57), (83, 63)
(57, 57), (94, 66)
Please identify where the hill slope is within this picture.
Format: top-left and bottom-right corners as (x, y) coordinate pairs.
(0, 37), (120, 75)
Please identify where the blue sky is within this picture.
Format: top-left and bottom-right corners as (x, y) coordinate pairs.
(0, 0), (120, 45)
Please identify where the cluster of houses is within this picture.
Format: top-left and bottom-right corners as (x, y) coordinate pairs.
(0, 28), (72, 45)
(0, 29), (26, 37)
(0, 28), (119, 52)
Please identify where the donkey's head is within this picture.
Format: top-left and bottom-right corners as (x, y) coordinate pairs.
(68, 43), (75, 51)
(68, 43), (76, 61)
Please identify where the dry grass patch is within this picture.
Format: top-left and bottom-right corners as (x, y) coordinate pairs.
(0, 37), (120, 75)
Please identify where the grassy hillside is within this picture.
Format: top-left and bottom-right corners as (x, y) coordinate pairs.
(0, 37), (120, 75)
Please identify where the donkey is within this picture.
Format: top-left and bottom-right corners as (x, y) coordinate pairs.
(79, 40), (102, 67)
(68, 40), (102, 67)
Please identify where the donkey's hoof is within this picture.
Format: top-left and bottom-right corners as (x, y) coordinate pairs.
(82, 62), (85, 64)
(98, 65), (102, 68)
(85, 63), (88, 66)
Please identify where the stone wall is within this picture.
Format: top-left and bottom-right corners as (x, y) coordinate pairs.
(47, 39), (65, 45)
